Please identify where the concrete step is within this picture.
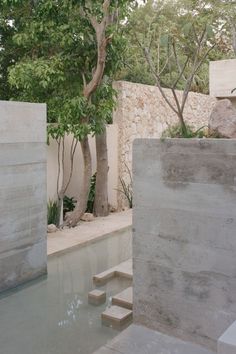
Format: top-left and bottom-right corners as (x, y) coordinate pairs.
(88, 289), (106, 305)
(93, 259), (133, 285)
(112, 287), (133, 310)
(93, 324), (215, 354)
(101, 305), (133, 330)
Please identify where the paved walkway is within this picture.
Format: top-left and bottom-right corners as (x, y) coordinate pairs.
(93, 324), (215, 354)
(47, 210), (132, 257)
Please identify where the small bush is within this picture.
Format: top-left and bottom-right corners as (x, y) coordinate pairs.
(117, 164), (133, 209)
(161, 123), (207, 139)
(86, 172), (96, 213)
(63, 196), (77, 218)
(47, 200), (59, 225)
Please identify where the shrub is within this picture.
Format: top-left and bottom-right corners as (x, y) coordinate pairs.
(117, 163), (133, 209)
(161, 123), (207, 139)
(86, 172), (96, 213)
(63, 196), (77, 218)
(47, 200), (59, 225)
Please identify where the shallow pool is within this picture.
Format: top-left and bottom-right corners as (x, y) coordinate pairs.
(0, 227), (132, 354)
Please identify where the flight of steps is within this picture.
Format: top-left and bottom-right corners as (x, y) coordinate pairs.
(88, 259), (133, 329)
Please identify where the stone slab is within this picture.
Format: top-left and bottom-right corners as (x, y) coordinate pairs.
(93, 324), (215, 354)
(218, 321), (236, 354)
(112, 287), (133, 310)
(102, 305), (133, 329)
(47, 210), (132, 257)
(93, 259), (133, 286)
(88, 289), (106, 305)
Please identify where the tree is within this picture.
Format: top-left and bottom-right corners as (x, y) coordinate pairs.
(121, 0), (227, 135)
(119, 0), (235, 92)
(6, 0), (132, 226)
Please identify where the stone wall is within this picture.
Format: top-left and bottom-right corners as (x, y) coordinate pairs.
(0, 101), (47, 292)
(133, 138), (236, 351)
(113, 81), (217, 209)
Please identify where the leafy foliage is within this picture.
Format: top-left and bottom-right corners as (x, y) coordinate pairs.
(86, 172), (97, 213)
(2, 0), (132, 140)
(47, 199), (59, 225)
(63, 195), (77, 218)
(118, 0), (235, 93)
(161, 123), (225, 139)
(161, 123), (207, 139)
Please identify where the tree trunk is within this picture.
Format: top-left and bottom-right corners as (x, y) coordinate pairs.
(94, 128), (109, 216)
(178, 112), (188, 136)
(65, 136), (92, 227)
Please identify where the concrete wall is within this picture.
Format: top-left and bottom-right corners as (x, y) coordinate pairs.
(47, 124), (118, 209)
(0, 101), (47, 292)
(210, 59), (236, 99)
(218, 320), (236, 354)
(113, 81), (217, 209)
(133, 138), (236, 351)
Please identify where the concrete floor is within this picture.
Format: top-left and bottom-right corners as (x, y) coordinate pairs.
(93, 324), (215, 354)
(47, 210), (132, 257)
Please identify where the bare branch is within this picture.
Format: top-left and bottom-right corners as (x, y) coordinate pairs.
(172, 41), (187, 82)
(141, 45), (179, 115)
(172, 55), (190, 89)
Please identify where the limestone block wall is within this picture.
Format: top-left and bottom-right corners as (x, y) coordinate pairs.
(113, 81), (217, 209)
(133, 138), (236, 351)
(0, 101), (47, 292)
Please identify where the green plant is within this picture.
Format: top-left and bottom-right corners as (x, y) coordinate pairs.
(117, 164), (133, 209)
(86, 173), (97, 214)
(161, 123), (207, 139)
(47, 200), (59, 225)
(63, 196), (77, 218)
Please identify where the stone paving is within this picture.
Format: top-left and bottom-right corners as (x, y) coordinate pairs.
(93, 324), (215, 354)
(47, 210), (132, 257)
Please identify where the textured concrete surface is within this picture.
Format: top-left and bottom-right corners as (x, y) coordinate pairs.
(218, 321), (236, 354)
(133, 139), (236, 351)
(210, 59), (236, 99)
(0, 100), (47, 292)
(93, 324), (215, 354)
(47, 210), (132, 257)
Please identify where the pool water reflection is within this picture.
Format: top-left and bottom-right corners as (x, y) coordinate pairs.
(0, 228), (132, 354)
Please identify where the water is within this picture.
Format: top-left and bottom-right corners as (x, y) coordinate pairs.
(0, 228), (132, 354)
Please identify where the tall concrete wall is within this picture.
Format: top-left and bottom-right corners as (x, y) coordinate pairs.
(0, 101), (47, 292)
(133, 138), (236, 351)
(113, 81), (217, 209)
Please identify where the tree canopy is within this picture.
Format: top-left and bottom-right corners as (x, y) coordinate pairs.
(118, 0), (235, 93)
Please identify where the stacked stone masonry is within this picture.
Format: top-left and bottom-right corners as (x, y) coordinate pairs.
(113, 81), (217, 209)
